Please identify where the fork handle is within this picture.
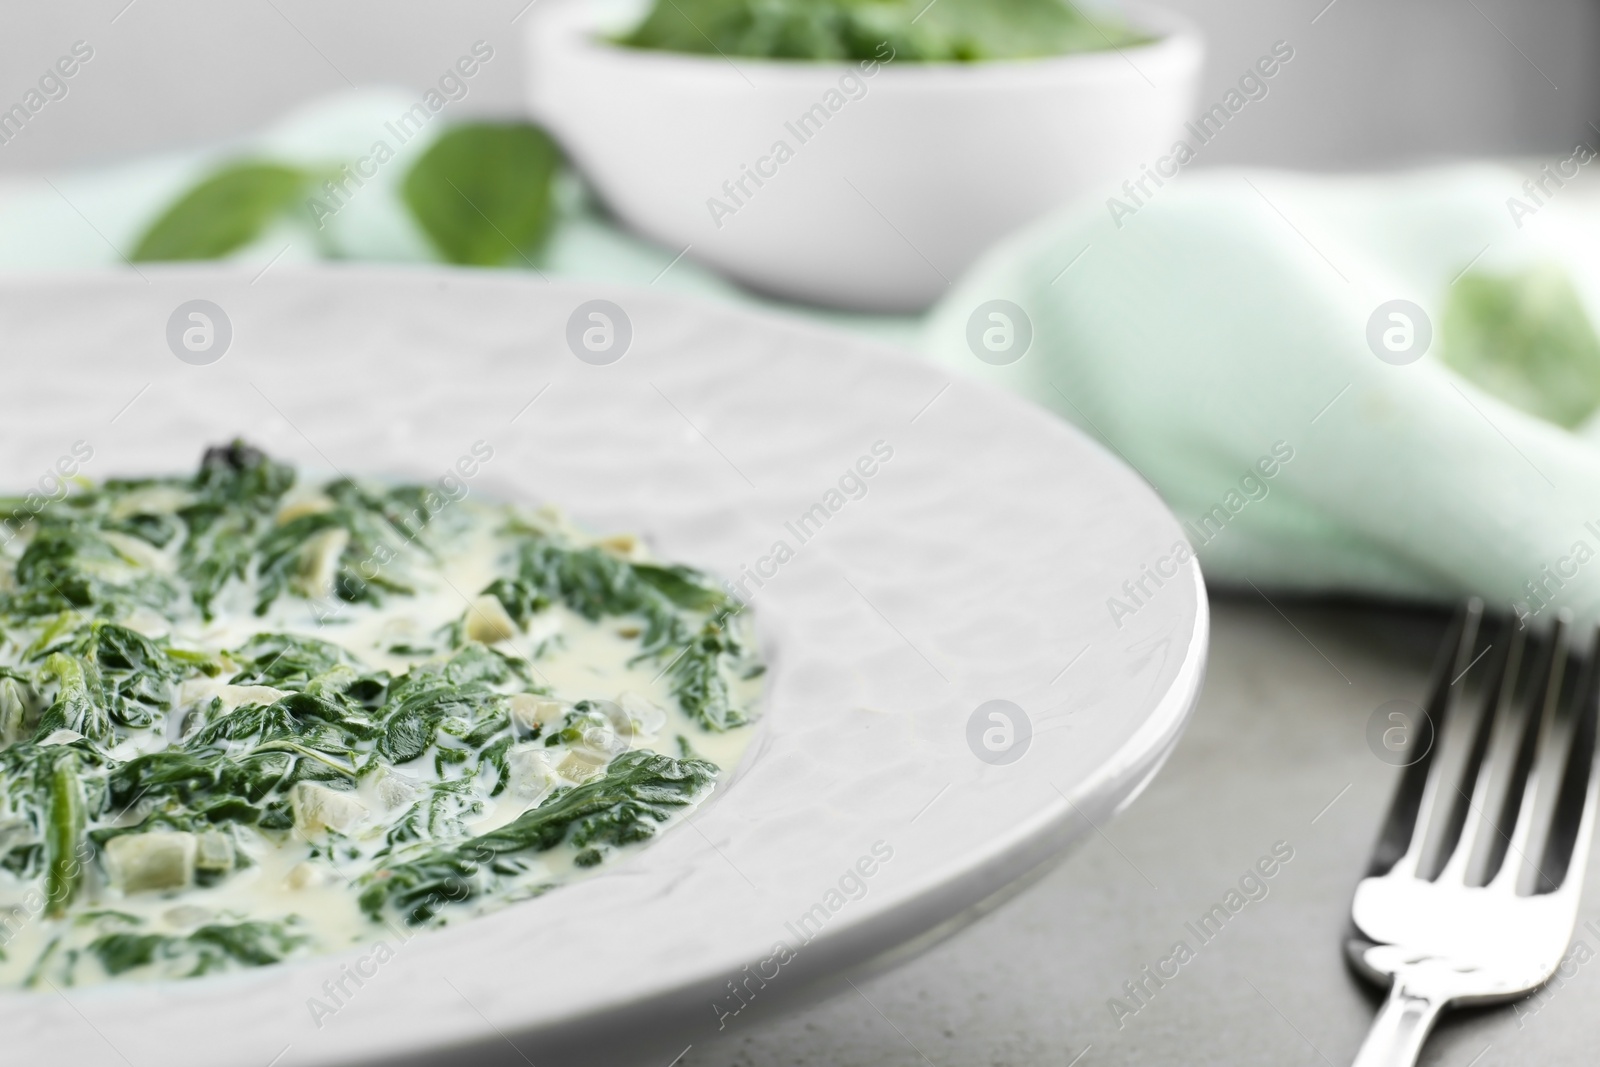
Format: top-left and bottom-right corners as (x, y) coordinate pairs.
(1351, 983), (1447, 1067)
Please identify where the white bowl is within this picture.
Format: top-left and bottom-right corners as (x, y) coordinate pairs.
(524, 0), (1203, 312)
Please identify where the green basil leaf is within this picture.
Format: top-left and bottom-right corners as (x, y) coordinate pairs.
(1442, 265), (1600, 429)
(131, 161), (310, 262)
(401, 123), (561, 267)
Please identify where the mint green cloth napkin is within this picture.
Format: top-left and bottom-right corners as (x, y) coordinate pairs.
(8, 88), (1599, 622)
(921, 165), (1600, 624)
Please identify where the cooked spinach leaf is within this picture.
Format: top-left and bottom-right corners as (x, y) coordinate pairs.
(493, 535), (755, 730)
(359, 751), (716, 923)
(90, 919), (308, 976)
(44, 752), (86, 917)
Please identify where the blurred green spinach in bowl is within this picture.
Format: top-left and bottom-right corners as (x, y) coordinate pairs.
(616, 0), (1151, 63)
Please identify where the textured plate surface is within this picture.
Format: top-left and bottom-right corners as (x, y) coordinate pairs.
(0, 267), (1205, 1066)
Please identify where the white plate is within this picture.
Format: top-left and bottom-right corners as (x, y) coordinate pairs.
(0, 268), (1206, 1066)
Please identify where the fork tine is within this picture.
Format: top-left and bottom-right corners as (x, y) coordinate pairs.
(1474, 621), (1557, 886)
(1369, 600), (1483, 879)
(1436, 620), (1519, 884)
(1489, 613), (1571, 893)
(1530, 624), (1600, 894)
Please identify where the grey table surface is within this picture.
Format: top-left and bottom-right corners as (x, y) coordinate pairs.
(686, 595), (1600, 1067)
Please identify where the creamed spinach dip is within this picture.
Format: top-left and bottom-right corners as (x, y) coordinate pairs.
(0, 442), (761, 987)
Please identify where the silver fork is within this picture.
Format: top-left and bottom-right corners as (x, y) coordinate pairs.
(1347, 600), (1600, 1067)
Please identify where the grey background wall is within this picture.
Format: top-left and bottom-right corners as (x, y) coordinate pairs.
(1, 0), (1597, 174)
